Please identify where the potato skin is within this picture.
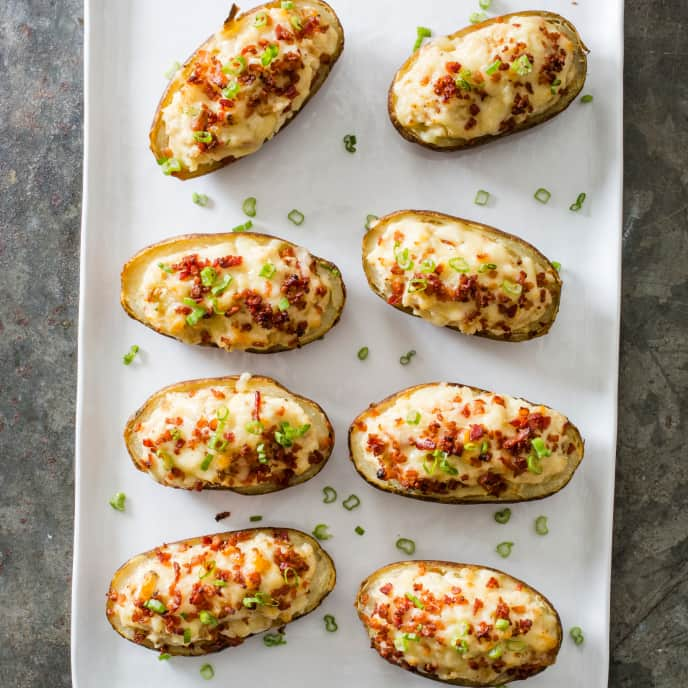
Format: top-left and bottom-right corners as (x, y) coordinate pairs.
(388, 11), (588, 152)
(355, 560), (562, 686)
(124, 375), (334, 492)
(150, 1), (345, 180)
(349, 382), (584, 504)
(106, 528), (336, 656)
(362, 210), (562, 342)
(120, 231), (346, 353)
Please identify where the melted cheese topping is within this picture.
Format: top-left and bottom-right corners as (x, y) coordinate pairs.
(365, 215), (557, 337)
(162, 3), (340, 171)
(108, 531), (320, 649)
(351, 384), (579, 500)
(132, 383), (329, 490)
(138, 236), (339, 351)
(358, 563), (560, 685)
(392, 16), (576, 145)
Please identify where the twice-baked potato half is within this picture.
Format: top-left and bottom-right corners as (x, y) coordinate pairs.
(151, 1), (344, 179)
(106, 528), (335, 655)
(121, 232), (345, 352)
(356, 560), (562, 686)
(389, 11), (588, 151)
(125, 374), (333, 492)
(362, 211), (561, 342)
(349, 382), (584, 503)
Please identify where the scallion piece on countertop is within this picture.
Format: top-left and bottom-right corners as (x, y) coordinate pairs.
(122, 345), (139, 366)
(570, 626), (585, 645)
(109, 492), (126, 511)
(312, 523), (332, 540)
(570, 192), (587, 212)
(192, 192), (209, 207)
(357, 346), (369, 360)
(534, 188), (551, 204)
(343, 134), (357, 153)
(158, 652), (171, 661)
(200, 663), (215, 680)
(164, 61), (181, 79)
(249, 514), (263, 522)
(581, 94), (594, 103)
(413, 26), (432, 51)
(552, 261), (561, 272)
(263, 632), (287, 647)
(324, 614), (338, 632)
(365, 214), (379, 230)
(288, 209), (305, 225)
(355, 525), (365, 535)
(494, 508), (511, 524)
(343, 494), (361, 511)
(535, 515), (549, 535)
(496, 541), (514, 558)
(469, 11), (487, 23)
(399, 350), (416, 365)
(323, 486), (337, 504)
(396, 537), (416, 555)
(144, 598), (167, 614)
(232, 220), (253, 233)
(242, 197), (257, 217)
(479, 0), (491, 8)
(474, 189), (490, 206)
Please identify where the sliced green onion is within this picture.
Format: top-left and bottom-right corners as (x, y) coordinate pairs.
(531, 437), (552, 458)
(164, 61), (181, 79)
(343, 134), (357, 153)
(454, 638), (469, 654)
(395, 632), (420, 652)
(200, 453), (213, 471)
(222, 81), (240, 99)
(393, 243), (414, 270)
(407, 278), (428, 293)
(200, 266), (217, 287)
(581, 94), (593, 103)
(182, 298), (207, 326)
(487, 643), (504, 659)
(242, 197), (257, 217)
(485, 59), (501, 75)
(199, 561), (216, 579)
(156, 449), (174, 471)
(479, 0), (492, 10)
(501, 280), (523, 297)
(158, 652), (171, 661)
(449, 256), (470, 273)
(216, 406), (229, 421)
(413, 26), (432, 51)
(495, 619), (510, 631)
(183, 628), (192, 644)
(200, 664), (215, 680)
(249, 514), (263, 522)
(281, 0), (294, 8)
(312, 523), (331, 540)
(243, 591), (277, 608)
(570, 192), (587, 212)
(263, 632), (287, 647)
(474, 189), (490, 206)
(423, 451), (439, 475)
(550, 77), (562, 95)
(193, 131), (213, 144)
(570, 626), (585, 645)
(406, 411), (421, 425)
(245, 420), (264, 435)
(288, 208), (305, 225)
(420, 258), (436, 273)
(223, 56), (246, 75)
(496, 541), (513, 558)
(469, 11), (487, 23)
(144, 599), (167, 614)
(199, 610), (218, 626)
(478, 263), (497, 273)
(535, 515), (549, 535)
(211, 273), (233, 295)
(259, 262), (276, 279)
(357, 346), (369, 361)
(274, 421), (310, 447)
(256, 443), (268, 464)
(511, 55), (533, 76)
(534, 188), (551, 204)
(261, 44), (279, 66)
(157, 262), (173, 274)
(456, 68), (472, 91)
(290, 14), (303, 31)
(277, 297), (290, 311)
(213, 579), (227, 587)
(355, 525), (365, 536)
(438, 452), (458, 476)
(395, 537), (416, 555)
(283, 567), (300, 587)
(365, 214), (378, 230)
(399, 350), (416, 366)
(527, 453), (543, 474)
(109, 492), (126, 511)
(405, 593), (424, 609)
(192, 192), (209, 207)
(507, 638), (528, 651)
(160, 158), (181, 175)
(170, 428), (183, 441)
(323, 486), (337, 504)
(232, 220), (253, 232)
(494, 508), (511, 525)
(343, 494), (361, 511)
(455, 620), (470, 637)
(123, 344), (140, 366)
(324, 614), (338, 632)
(254, 12), (268, 27)
(552, 261), (561, 272)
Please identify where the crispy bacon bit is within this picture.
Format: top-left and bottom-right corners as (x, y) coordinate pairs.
(477, 471), (508, 496)
(367, 435), (386, 456)
(475, 621), (493, 640)
(486, 576), (500, 589)
(473, 598), (484, 615)
(379, 583), (393, 596)
(469, 424), (484, 441)
(434, 75), (458, 102)
(446, 61), (462, 73)
(214, 511), (231, 522)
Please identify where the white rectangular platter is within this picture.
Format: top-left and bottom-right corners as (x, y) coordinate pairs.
(73, 1), (623, 686)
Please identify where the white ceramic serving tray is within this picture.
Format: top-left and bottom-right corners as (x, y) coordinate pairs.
(73, 1), (623, 685)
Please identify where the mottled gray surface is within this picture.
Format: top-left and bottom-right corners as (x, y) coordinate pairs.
(0, 1), (686, 686)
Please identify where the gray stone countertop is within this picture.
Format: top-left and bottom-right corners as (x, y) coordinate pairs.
(0, 1), (686, 685)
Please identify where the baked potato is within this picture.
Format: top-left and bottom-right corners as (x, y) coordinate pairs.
(106, 528), (336, 655)
(121, 232), (345, 353)
(150, 0), (344, 179)
(124, 374), (333, 492)
(362, 210), (561, 342)
(349, 382), (584, 503)
(389, 11), (588, 151)
(355, 560), (562, 686)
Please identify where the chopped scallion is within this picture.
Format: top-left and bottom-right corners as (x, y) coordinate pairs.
(478, 262), (497, 273)
(570, 626), (585, 645)
(200, 266), (217, 287)
(531, 437), (552, 458)
(581, 94), (593, 103)
(261, 44), (279, 66)
(323, 486), (337, 504)
(357, 346), (369, 360)
(259, 262), (276, 279)
(474, 189), (490, 206)
(143, 598), (167, 615)
(501, 280), (523, 297)
(312, 523), (331, 540)
(192, 192), (209, 207)
(222, 81), (240, 99)
(495, 619), (510, 631)
(511, 55), (533, 76)
(355, 525), (365, 536)
(160, 158), (181, 175)
(199, 610), (218, 626)
(469, 11), (487, 23)
(245, 420), (264, 435)
(407, 278), (428, 293)
(324, 614), (338, 632)
(193, 131), (213, 144)
(242, 196), (257, 217)
(263, 632), (287, 647)
(395, 537), (416, 555)
(405, 593), (424, 609)
(256, 443), (268, 464)
(343, 134), (357, 153)
(158, 652), (171, 661)
(211, 273), (232, 295)
(164, 61), (181, 80)
(232, 220), (253, 233)
(420, 258), (436, 273)
(406, 411), (421, 425)
(413, 26), (432, 52)
(496, 541), (514, 558)
(254, 12), (268, 27)
(200, 453), (213, 471)
(552, 261), (561, 272)
(109, 492), (126, 512)
(249, 514), (263, 522)
(485, 59), (501, 75)
(527, 453), (542, 474)
(277, 297), (290, 311)
(487, 643), (504, 659)
(200, 663), (214, 680)
(494, 508), (511, 524)
(122, 344), (140, 366)
(570, 192), (587, 212)
(342, 494), (360, 511)
(365, 214), (378, 230)
(288, 208), (305, 225)
(534, 188), (552, 204)
(223, 56), (246, 76)
(399, 350), (416, 366)
(535, 515), (549, 535)
(449, 256), (470, 273)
